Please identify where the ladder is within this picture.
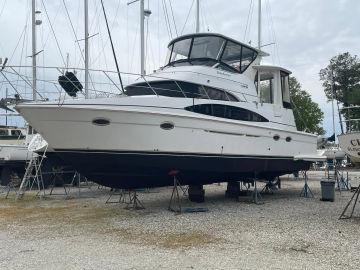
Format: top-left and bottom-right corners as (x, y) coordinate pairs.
(16, 145), (48, 200)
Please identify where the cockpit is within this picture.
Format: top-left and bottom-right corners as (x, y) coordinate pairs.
(164, 33), (259, 74)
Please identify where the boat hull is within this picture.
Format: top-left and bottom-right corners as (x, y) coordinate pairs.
(16, 99), (317, 188)
(54, 149), (311, 188)
(338, 133), (360, 165)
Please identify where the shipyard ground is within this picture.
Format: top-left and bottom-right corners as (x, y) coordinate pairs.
(0, 171), (360, 270)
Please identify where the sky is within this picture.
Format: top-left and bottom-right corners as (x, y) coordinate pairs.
(0, 0), (359, 136)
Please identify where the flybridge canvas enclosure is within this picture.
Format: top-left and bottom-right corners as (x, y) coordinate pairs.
(58, 72), (83, 97)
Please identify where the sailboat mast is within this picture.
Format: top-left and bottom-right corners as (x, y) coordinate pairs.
(258, 0), (261, 49)
(140, 0), (145, 75)
(84, 0), (89, 98)
(31, 0), (37, 101)
(196, 0), (200, 33)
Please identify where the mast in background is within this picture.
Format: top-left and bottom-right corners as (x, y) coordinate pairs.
(31, 0), (37, 101)
(128, 0), (151, 75)
(196, 0), (200, 33)
(257, 0), (261, 50)
(31, 0), (42, 101)
(140, 0), (145, 75)
(84, 0), (89, 98)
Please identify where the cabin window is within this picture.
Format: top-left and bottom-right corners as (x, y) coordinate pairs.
(281, 71), (291, 109)
(190, 36), (224, 60)
(256, 72), (274, 104)
(125, 81), (239, 102)
(221, 41), (241, 71)
(241, 47), (256, 73)
(0, 129), (7, 136)
(185, 104), (269, 122)
(11, 130), (21, 137)
(170, 38), (192, 62)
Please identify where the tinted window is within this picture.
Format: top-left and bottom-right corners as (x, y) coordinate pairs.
(185, 104), (268, 122)
(11, 130), (21, 136)
(0, 129), (7, 136)
(125, 81), (239, 102)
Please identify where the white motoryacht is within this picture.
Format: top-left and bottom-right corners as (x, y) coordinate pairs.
(338, 106), (360, 165)
(17, 33), (320, 188)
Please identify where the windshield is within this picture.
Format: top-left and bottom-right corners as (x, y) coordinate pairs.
(166, 35), (257, 73)
(190, 36), (224, 59)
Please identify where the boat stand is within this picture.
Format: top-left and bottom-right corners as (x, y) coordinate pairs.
(261, 177), (280, 194)
(124, 190), (145, 210)
(339, 183), (360, 219)
(299, 171), (314, 198)
(252, 178), (263, 204)
(168, 171), (182, 213)
(106, 189), (126, 204)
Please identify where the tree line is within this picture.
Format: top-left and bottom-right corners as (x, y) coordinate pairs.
(291, 52), (359, 135)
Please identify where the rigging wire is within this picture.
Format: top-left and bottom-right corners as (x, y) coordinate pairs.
(180, 0), (195, 35)
(168, 0), (178, 36)
(162, 0), (173, 39)
(243, 0), (254, 42)
(100, 0), (124, 94)
(40, 0), (66, 66)
(266, 0), (281, 65)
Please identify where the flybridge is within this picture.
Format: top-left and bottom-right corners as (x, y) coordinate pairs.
(165, 33), (269, 74)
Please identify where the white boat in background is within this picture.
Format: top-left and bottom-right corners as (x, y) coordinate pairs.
(17, 33), (322, 189)
(338, 106), (360, 166)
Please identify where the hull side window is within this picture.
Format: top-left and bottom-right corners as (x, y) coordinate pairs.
(185, 104), (269, 122)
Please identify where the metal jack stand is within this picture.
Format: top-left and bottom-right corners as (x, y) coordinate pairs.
(124, 190), (145, 210)
(252, 177), (263, 204)
(106, 189), (126, 204)
(339, 183), (360, 219)
(261, 177), (280, 194)
(168, 170), (182, 213)
(300, 171), (314, 198)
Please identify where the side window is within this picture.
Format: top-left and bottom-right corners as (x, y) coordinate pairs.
(257, 72), (274, 104)
(11, 130), (21, 137)
(185, 104), (269, 122)
(151, 81), (183, 97)
(221, 41), (241, 71)
(241, 47), (256, 73)
(170, 38), (192, 62)
(0, 129), (7, 136)
(281, 72), (291, 109)
(179, 82), (207, 99)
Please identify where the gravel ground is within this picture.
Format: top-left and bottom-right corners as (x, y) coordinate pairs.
(0, 171), (360, 270)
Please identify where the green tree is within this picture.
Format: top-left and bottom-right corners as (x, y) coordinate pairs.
(320, 52), (360, 131)
(290, 77), (325, 135)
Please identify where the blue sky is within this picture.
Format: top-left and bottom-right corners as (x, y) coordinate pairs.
(0, 0), (359, 135)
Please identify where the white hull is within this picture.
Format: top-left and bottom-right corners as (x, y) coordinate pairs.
(17, 98), (317, 158)
(338, 133), (360, 165)
(16, 97), (318, 188)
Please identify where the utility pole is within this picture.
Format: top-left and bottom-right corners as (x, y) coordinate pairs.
(196, 0), (200, 33)
(84, 0), (89, 98)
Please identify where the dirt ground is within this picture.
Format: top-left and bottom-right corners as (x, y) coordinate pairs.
(0, 171), (360, 270)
